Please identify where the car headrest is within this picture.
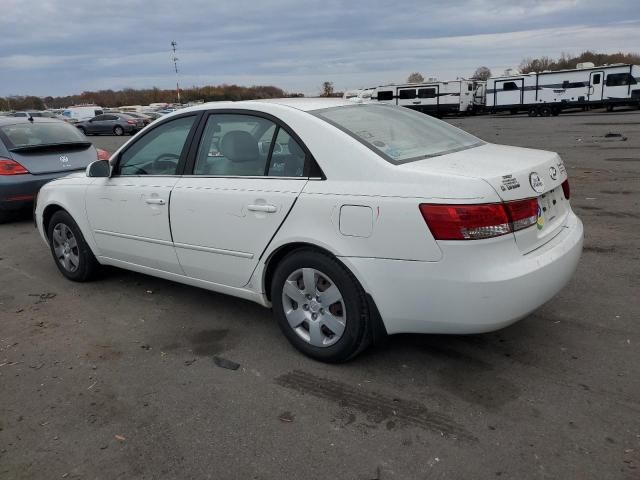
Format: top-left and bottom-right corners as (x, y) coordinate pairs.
(287, 136), (305, 158)
(219, 131), (259, 163)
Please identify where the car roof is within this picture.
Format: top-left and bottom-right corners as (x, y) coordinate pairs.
(0, 116), (66, 126)
(180, 97), (354, 114)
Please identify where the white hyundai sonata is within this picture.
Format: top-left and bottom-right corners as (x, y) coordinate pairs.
(35, 98), (583, 362)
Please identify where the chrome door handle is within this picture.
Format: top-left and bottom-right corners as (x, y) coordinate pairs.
(145, 198), (166, 205)
(247, 204), (277, 213)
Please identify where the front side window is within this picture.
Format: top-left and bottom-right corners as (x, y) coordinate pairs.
(117, 115), (196, 175)
(192, 114), (306, 177)
(313, 104), (483, 164)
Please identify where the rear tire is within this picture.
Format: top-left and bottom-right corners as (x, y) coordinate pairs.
(47, 210), (99, 282)
(527, 106), (539, 117)
(113, 126), (124, 136)
(271, 249), (371, 363)
(540, 106), (552, 117)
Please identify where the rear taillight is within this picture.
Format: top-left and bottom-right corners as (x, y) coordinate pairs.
(561, 179), (570, 200)
(0, 158), (29, 175)
(96, 148), (110, 161)
(127, 120), (136, 125)
(420, 198), (538, 240)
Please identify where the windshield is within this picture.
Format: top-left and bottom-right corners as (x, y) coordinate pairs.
(0, 121), (89, 148)
(313, 104), (483, 164)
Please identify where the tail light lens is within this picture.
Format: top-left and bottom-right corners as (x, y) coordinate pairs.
(0, 158), (29, 175)
(127, 120), (136, 125)
(420, 198), (539, 240)
(96, 148), (110, 161)
(561, 179), (570, 200)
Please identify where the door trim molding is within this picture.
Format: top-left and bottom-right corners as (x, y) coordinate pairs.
(94, 229), (254, 259)
(94, 229), (174, 247)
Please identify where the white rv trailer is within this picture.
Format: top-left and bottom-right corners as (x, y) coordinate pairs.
(372, 79), (484, 116)
(486, 63), (640, 116)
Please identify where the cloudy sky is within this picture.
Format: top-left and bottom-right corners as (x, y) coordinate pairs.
(1, 0), (639, 97)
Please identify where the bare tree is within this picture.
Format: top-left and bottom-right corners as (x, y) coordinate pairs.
(407, 72), (425, 83)
(519, 56), (555, 74)
(320, 81), (334, 97)
(471, 66), (492, 81)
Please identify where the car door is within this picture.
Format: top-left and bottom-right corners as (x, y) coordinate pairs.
(170, 111), (310, 287)
(101, 114), (119, 133)
(85, 114), (199, 273)
(85, 115), (104, 134)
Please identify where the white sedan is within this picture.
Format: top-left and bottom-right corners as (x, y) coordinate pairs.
(34, 99), (583, 362)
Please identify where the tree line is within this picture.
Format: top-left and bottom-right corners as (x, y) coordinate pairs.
(0, 84), (300, 112)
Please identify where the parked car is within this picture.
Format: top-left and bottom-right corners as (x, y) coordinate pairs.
(75, 113), (145, 136)
(0, 117), (109, 222)
(123, 112), (153, 126)
(34, 99), (583, 362)
(140, 111), (164, 121)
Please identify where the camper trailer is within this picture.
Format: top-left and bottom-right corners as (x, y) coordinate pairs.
(372, 80), (484, 116)
(486, 63), (640, 116)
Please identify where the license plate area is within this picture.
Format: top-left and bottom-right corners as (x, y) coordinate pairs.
(537, 188), (562, 231)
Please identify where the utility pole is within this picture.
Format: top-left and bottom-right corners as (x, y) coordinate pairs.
(171, 41), (181, 104)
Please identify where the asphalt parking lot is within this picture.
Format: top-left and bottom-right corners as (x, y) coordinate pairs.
(1, 110), (639, 480)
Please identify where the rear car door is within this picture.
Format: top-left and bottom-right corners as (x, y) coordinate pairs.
(86, 115), (106, 134)
(85, 114), (199, 273)
(170, 111), (309, 287)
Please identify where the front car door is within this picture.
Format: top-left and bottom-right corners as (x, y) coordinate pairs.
(170, 111), (310, 287)
(85, 114), (199, 273)
(86, 115), (105, 134)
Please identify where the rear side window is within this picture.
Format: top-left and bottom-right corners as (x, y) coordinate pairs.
(0, 122), (88, 148)
(313, 104), (483, 164)
(606, 73), (637, 86)
(418, 88), (436, 99)
(377, 91), (394, 101)
(399, 89), (416, 100)
(503, 82), (519, 91)
(117, 116), (196, 176)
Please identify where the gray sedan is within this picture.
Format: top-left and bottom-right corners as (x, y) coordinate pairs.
(0, 117), (107, 222)
(76, 113), (144, 136)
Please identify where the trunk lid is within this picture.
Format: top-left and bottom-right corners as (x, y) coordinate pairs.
(400, 143), (571, 252)
(10, 143), (97, 174)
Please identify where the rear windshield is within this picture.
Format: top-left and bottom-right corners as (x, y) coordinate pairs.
(312, 104), (483, 164)
(0, 121), (88, 148)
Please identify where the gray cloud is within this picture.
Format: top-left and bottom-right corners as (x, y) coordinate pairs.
(1, 0), (639, 96)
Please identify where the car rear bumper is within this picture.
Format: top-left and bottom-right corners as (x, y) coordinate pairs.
(342, 210), (583, 335)
(0, 170), (84, 212)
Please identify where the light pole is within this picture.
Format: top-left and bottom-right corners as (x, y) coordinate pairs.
(171, 41), (181, 104)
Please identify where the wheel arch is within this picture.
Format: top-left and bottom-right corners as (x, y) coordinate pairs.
(261, 241), (388, 343)
(42, 203), (67, 233)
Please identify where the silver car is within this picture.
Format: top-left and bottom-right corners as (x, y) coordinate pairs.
(0, 117), (108, 222)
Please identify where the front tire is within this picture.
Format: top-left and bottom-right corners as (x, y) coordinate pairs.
(47, 211), (99, 282)
(271, 249), (371, 362)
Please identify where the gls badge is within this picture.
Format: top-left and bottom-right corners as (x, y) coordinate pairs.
(59, 155), (69, 163)
(529, 172), (545, 193)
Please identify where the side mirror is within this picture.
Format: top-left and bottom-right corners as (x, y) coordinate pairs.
(86, 160), (111, 178)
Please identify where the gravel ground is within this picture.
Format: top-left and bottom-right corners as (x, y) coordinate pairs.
(1, 110), (639, 480)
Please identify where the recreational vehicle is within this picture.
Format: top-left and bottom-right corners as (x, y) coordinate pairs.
(61, 105), (104, 122)
(486, 63), (640, 116)
(372, 80), (484, 116)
